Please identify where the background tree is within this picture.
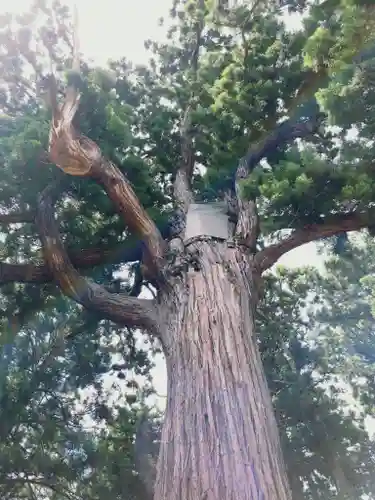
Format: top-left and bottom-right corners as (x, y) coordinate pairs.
(0, 292), (159, 500)
(262, 265), (375, 500)
(2, 0), (375, 498)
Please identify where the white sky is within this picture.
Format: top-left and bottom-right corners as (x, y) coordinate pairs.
(5, 0), (171, 66)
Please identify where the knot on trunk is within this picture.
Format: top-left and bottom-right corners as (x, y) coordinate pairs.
(165, 237), (202, 277)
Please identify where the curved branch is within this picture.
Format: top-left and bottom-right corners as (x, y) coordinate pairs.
(44, 70), (165, 279)
(232, 112), (324, 244)
(239, 114), (324, 177)
(36, 182), (160, 334)
(227, 43), (327, 248)
(255, 210), (375, 273)
(287, 67), (328, 117)
(0, 215), (179, 286)
(0, 245), (137, 285)
(243, 66), (327, 170)
(231, 114), (323, 250)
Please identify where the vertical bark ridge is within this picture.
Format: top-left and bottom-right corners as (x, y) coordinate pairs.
(156, 239), (291, 500)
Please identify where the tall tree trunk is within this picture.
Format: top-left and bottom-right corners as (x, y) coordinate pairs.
(155, 238), (292, 500)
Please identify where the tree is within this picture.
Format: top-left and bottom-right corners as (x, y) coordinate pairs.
(2, 0), (375, 498)
(0, 291), (158, 500)
(307, 234), (375, 415)
(3, 251), (375, 499)
(262, 265), (375, 500)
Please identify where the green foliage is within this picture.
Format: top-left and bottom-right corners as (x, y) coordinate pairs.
(259, 264), (375, 499)
(0, 297), (156, 499)
(1, 0), (375, 498)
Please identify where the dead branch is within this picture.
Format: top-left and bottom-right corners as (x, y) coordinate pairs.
(254, 210), (375, 273)
(46, 81), (165, 277)
(36, 181), (160, 334)
(41, 20), (165, 280)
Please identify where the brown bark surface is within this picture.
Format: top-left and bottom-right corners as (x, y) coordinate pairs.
(155, 238), (292, 500)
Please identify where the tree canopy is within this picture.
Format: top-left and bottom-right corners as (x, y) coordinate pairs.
(2, 0), (375, 498)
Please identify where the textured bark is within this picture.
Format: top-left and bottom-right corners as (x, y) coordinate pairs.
(36, 182), (160, 334)
(155, 238), (291, 500)
(45, 71), (165, 280)
(254, 209), (375, 272)
(0, 208), (374, 286)
(0, 244), (140, 284)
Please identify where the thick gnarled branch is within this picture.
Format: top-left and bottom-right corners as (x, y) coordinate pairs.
(0, 216), (179, 286)
(0, 243), (141, 285)
(255, 210), (375, 273)
(242, 114), (324, 175)
(232, 112), (324, 247)
(36, 182), (160, 334)
(44, 60), (165, 279)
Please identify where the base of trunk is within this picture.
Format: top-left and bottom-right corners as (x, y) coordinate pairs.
(155, 238), (291, 500)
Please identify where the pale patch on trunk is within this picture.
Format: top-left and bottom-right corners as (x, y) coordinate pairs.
(155, 239), (291, 500)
